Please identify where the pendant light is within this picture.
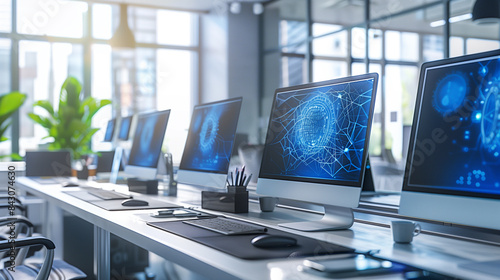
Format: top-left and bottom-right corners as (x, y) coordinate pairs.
(472, 0), (500, 24)
(109, 4), (136, 49)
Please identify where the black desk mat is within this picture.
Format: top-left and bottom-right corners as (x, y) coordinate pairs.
(147, 219), (355, 260)
(64, 190), (180, 211)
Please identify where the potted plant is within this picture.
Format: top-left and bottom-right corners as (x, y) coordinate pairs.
(0, 91), (27, 159)
(28, 76), (111, 177)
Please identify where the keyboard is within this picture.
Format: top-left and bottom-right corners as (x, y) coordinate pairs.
(183, 217), (267, 235)
(85, 189), (132, 200)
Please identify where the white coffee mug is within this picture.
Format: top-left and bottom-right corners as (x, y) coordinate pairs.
(259, 197), (278, 212)
(391, 220), (421, 243)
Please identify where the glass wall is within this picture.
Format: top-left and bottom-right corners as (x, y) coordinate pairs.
(1, 0), (200, 161)
(262, 0), (500, 192)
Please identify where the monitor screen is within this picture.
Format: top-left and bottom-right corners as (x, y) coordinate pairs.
(400, 49), (500, 230)
(103, 119), (115, 142)
(257, 73), (378, 231)
(177, 97), (243, 187)
(118, 115), (133, 140)
(125, 110), (170, 180)
(25, 150), (72, 177)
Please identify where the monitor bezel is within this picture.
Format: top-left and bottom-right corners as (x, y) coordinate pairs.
(402, 48), (500, 201)
(124, 110), (171, 180)
(258, 73), (379, 189)
(117, 115), (133, 141)
(178, 97), (243, 175)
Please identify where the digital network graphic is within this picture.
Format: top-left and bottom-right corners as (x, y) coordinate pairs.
(410, 57), (500, 195)
(180, 100), (241, 173)
(260, 79), (375, 183)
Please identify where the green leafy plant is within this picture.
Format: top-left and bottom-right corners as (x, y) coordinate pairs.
(28, 76), (111, 159)
(0, 91), (27, 143)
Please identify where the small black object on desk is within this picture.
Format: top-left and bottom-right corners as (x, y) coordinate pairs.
(127, 178), (159, 194)
(121, 198), (149, 207)
(201, 166), (251, 213)
(61, 181), (80, 187)
(251, 234), (297, 248)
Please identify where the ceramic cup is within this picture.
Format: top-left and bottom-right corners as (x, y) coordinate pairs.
(391, 220), (421, 243)
(259, 197), (278, 212)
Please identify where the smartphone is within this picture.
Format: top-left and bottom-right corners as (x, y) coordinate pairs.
(303, 255), (393, 277)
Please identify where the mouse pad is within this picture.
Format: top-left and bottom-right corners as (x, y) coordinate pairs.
(147, 220), (355, 260)
(64, 190), (180, 211)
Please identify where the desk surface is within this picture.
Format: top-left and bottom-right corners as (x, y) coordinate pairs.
(17, 177), (500, 280)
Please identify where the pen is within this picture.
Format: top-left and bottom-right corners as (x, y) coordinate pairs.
(230, 172), (234, 185)
(235, 168), (239, 186)
(244, 174), (252, 187)
(240, 166), (246, 185)
(241, 175), (246, 186)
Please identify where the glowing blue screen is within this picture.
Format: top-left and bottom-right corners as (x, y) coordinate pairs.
(260, 78), (375, 184)
(128, 110), (170, 168)
(408, 55), (500, 197)
(104, 120), (115, 142)
(118, 116), (132, 140)
(179, 98), (242, 174)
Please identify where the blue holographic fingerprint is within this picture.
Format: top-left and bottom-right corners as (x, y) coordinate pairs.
(199, 113), (219, 153)
(296, 95), (335, 155)
(432, 72), (468, 116)
(140, 117), (156, 156)
(481, 84), (500, 154)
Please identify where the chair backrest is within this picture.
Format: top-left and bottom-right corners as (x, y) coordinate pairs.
(25, 150), (72, 177)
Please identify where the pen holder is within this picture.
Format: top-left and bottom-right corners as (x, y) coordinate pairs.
(201, 187), (248, 213)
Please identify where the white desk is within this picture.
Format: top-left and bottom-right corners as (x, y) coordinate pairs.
(17, 177), (500, 280)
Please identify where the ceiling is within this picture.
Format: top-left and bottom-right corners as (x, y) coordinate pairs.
(83, 0), (497, 39)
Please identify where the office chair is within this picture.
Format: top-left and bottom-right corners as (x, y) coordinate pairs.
(0, 236), (55, 280)
(0, 216), (86, 280)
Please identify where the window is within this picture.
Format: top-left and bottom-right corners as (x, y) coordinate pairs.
(2, 1), (199, 159)
(0, 1), (11, 32)
(351, 28), (382, 60)
(385, 31), (419, 62)
(19, 41), (83, 154)
(17, 0), (87, 38)
(0, 39), (11, 155)
(466, 38), (500, 55)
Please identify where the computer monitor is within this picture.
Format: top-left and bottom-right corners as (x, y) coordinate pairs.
(257, 73), (378, 231)
(177, 97), (243, 188)
(103, 119), (116, 142)
(118, 115), (133, 140)
(400, 49), (500, 231)
(124, 110), (171, 180)
(25, 150), (72, 177)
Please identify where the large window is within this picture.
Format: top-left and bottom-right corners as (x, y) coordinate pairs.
(262, 0), (500, 192)
(1, 1), (200, 161)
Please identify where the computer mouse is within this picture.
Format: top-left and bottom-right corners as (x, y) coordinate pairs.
(61, 182), (79, 187)
(121, 198), (149, 207)
(251, 234), (297, 248)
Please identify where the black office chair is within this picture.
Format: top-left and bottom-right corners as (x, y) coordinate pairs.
(0, 236), (56, 280)
(0, 216), (86, 280)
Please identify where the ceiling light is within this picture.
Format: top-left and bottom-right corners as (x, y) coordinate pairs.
(230, 2), (241, 14)
(109, 4), (136, 49)
(430, 13), (472, 27)
(253, 3), (264, 15)
(473, 0), (500, 24)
